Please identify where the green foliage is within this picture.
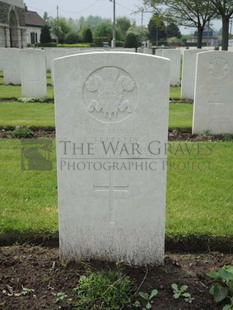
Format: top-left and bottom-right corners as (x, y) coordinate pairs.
(11, 127), (33, 138)
(71, 271), (133, 309)
(43, 12), (49, 22)
(202, 129), (213, 136)
(93, 21), (112, 45)
(116, 40), (124, 47)
(64, 31), (80, 44)
(116, 16), (132, 41)
(167, 36), (182, 46)
(49, 17), (72, 43)
(223, 133), (233, 141)
(126, 26), (148, 45)
(208, 265), (233, 309)
(57, 43), (91, 47)
(124, 32), (138, 48)
(171, 284), (194, 303)
(166, 22), (182, 38)
(81, 27), (93, 43)
(144, 0), (215, 48)
(148, 14), (167, 45)
(56, 292), (68, 303)
(35, 42), (57, 47)
(21, 286), (35, 296)
(40, 25), (51, 44)
(135, 289), (158, 309)
(94, 36), (109, 47)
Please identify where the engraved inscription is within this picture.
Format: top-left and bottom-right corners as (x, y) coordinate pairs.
(83, 67), (138, 123)
(94, 172), (129, 224)
(208, 57), (228, 78)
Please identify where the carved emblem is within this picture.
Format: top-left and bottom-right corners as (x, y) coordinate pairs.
(83, 67), (138, 123)
(208, 57), (228, 78)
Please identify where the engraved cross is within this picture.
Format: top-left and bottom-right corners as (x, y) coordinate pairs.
(208, 92), (223, 120)
(94, 172), (129, 224)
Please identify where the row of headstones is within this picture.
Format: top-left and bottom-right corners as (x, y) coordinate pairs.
(0, 47), (136, 98)
(0, 47), (232, 134)
(0, 46), (199, 96)
(140, 47), (233, 134)
(0, 47), (182, 99)
(53, 50), (232, 267)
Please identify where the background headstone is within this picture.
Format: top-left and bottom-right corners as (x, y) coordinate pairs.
(181, 49), (201, 100)
(20, 49), (47, 98)
(162, 49), (181, 85)
(54, 52), (170, 266)
(3, 48), (21, 85)
(155, 49), (163, 57)
(193, 51), (233, 134)
(143, 47), (153, 54)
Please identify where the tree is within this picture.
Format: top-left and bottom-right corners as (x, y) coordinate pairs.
(43, 12), (49, 22)
(166, 22), (181, 38)
(40, 25), (51, 43)
(210, 0), (233, 50)
(124, 32), (138, 47)
(93, 21), (112, 42)
(116, 17), (132, 40)
(81, 27), (93, 43)
(49, 17), (72, 43)
(126, 26), (149, 45)
(148, 14), (167, 45)
(64, 31), (80, 44)
(143, 0), (216, 48)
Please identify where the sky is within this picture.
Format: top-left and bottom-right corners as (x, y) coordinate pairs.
(24, 0), (153, 26)
(24, 0), (221, 34)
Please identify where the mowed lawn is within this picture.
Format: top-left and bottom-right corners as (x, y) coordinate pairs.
(0, 71), (54, 99)
(0, 102), (192, 130)
(0, 139), (232, 238)
(0, 102), (55, 128)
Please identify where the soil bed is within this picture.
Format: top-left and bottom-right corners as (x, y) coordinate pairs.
(0, 245), (232, 309)
(0, 129), (231, 142)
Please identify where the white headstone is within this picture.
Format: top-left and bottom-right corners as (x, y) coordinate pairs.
(162, 49), (181, 85)
(155, 49), (163, 57)
(20, 49), (47, 98)
(3, 48), (21, 85)
(193, 51), (233, 134)
(54, 52), (170, 266)
(181, 49), (201, 100)
(143, 47), (153, 54)
(45, 48), (69, 71)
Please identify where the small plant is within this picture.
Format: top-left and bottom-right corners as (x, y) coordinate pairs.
(223, 133), (233, 141)
(134, 289), (158, 309)
(207, 265), (233, 310)
(56, 292), (68, 303)
(171, 283), (194, 303)
(202, 130), (212, 136)
(70, 271), (133, 309)
(11, 127), (33, 138)
(21, 286), (35, 296)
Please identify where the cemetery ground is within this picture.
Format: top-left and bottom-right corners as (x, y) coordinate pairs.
(0, 71), (233, 309)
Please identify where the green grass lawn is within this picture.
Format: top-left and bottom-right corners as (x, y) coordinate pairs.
(169, 103), (193, 130)
(0, 102), (55, 128)
(170, 86), (181, 100)
(0, 72), (180, 101)
(0, 139), (232, 238)
(0, 71), (53, 99)
(0, 102), (192, 130)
